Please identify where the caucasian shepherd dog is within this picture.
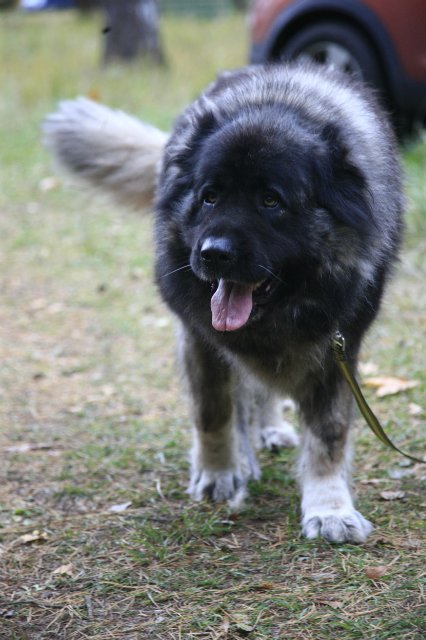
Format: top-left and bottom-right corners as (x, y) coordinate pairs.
(44, 64), (403, 543)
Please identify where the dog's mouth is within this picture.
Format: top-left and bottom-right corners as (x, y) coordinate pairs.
(210, 275), (281, 332)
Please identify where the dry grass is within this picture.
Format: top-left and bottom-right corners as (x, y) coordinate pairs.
(0, 8), (425, 640)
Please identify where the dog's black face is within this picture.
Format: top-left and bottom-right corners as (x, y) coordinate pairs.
(190, 126), (317, 332)
(156, 106), (374, 342)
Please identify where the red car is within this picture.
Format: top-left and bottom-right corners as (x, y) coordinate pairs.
(249, 0), (426, 131)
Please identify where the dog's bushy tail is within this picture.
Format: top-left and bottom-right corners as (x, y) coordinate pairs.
(43, 97), (169, 210)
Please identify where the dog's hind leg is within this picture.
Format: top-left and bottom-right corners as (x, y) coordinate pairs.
(244, 382), (299, 452)
(178, 327), (250, 506)
(297, 373), (373, 544)
(259, 393), (299, 452)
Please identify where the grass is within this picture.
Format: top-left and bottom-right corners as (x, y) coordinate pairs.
(0, 8), (425, 640)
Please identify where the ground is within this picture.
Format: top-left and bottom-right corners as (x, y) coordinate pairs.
(0, 9), (425, 640)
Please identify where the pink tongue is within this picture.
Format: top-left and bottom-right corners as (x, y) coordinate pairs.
(211, 279), (255, 332)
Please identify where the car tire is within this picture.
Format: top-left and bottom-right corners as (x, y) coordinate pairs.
(276, 21), (385, 90)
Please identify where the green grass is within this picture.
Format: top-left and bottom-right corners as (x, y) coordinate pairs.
(0, 8), (425, 640)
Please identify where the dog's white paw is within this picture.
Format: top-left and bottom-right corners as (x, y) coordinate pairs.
(261, 421), (299, 451)
(302, 509), (373, 544)
(188, 468), (247, 504)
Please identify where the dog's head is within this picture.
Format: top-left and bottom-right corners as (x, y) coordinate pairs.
(156, 99), (375, 334)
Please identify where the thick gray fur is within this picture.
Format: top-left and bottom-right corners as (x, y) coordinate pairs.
(43, 96), (168, 209)
(43, 64), (403, 544)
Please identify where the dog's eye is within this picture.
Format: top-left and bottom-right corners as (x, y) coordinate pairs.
(203, 191), (218, 205)
(263, 193), (279, 208)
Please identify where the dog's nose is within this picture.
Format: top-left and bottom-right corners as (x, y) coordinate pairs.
(200, 237), (236, 269)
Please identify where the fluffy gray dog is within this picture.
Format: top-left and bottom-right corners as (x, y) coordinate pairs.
(44, 64), (403, 543)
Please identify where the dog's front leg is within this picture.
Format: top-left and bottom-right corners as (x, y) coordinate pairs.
(179, 327), (247, 505)
(297, 379), (373, 544)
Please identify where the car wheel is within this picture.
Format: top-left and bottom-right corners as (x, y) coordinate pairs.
(276, 21), (385, 89)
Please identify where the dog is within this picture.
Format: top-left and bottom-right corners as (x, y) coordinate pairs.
(43, 63), (403, 543)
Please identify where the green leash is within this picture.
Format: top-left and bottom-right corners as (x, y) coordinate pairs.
(332, 331), (425, 464)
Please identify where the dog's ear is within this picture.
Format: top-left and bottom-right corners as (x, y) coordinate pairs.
(159, 109), (222, 206)
(315, 123), (374, 232)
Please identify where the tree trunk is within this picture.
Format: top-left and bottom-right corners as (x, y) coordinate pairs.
(75, 0), (99, 11)
(102, 0), (164, 65)
(231, 0), (248, 10)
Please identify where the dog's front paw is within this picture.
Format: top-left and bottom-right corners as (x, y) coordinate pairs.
(261, 421), (299, 451)
(188, 468), (247, 505)
(302, 509), (373, 544)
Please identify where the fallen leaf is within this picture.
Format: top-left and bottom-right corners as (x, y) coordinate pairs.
(315, 597), (344, 609)
(5, 443), (52, 453)
(359, 361), (379, 376)
(380, 490), (406, 501)
(39, 176), (60, 192)
(29, 298), (47, 311)
(52, 563), (75, 577)
(87, 88), (101, 102)
(47, 302), (65, 315)
(67, 406), (84, 414)
(408, 403), (423, 416)
(256, 582), (275, 590)
(311, 571), (338, 581)
(232, 614), (255, 633)
(101, 385), (115, 397)
(139, 316), (171, 328)
(17, 530), (49, 545)
(108, 501), (132, 513)
(364, 376), (419, 397)
(365, 565), (388, 580)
